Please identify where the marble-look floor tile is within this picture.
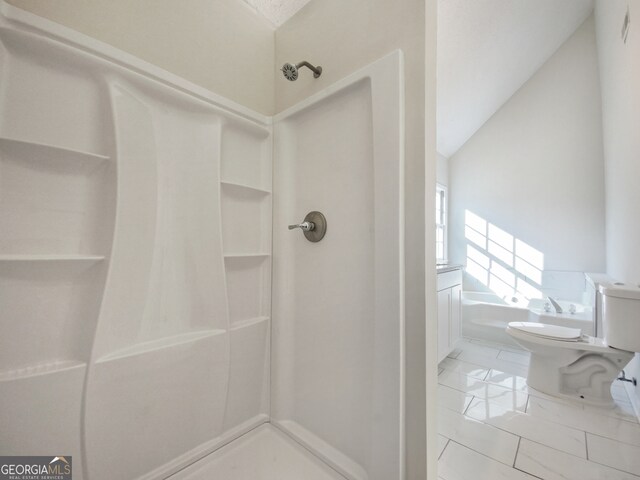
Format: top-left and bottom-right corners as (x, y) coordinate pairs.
(527, 395), (640, 446)
(468, 338), (525, 354)
(497, 350), (530, 366)
(525, 386), (587, 408)
(587, 433), (640, 476)
(439, 370), (529, 412)
(516, 439), (638, 480)
(466, 398), (587, 458)
(484, 369), (528, 392)
(437, 434), (449, 459)
(454, 339), (501, 360)
(585, 400), (638, 423)
(455, 350), (529, 377)
(439, 357), (490, 380)
(439, 440), (537, 480)
(438, 336), (640, 480)
(438, 384), (474, 414)
(438, 407), (519, 466)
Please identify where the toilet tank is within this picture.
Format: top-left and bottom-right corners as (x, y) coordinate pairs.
(599, 283), (640, 352)
(586, 273), (614, 338)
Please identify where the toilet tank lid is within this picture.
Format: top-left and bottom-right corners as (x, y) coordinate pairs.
(598, 283), (640, 300)
(508, 322), (582, 340)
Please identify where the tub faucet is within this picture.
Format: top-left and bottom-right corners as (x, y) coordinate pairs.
(547, 297), (563, 314)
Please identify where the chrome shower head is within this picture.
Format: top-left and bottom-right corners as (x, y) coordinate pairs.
(281, 61), (322, 81)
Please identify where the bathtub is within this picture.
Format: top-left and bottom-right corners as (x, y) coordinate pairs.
(462, 291), (595, 346)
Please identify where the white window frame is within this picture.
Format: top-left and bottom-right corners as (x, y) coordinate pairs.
(436, 183), (448, 263)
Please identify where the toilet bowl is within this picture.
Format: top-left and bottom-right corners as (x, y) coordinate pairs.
(506, 322), (632, 405)
(506, 282), (640, 406)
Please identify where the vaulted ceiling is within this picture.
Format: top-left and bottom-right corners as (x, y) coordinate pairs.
(239, 0), (596, 156)
(438, 0), (595, 157)
(241, 0), (312, 26)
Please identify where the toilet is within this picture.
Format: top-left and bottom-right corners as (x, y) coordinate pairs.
(506, 282), (640, 406)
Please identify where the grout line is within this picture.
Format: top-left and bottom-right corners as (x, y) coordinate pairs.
(584, 431), (589, 460)
(439, 364), (491, 383)
(462, 395), (475, 416)
(438, 437), (450, 460)
(513, 465), (545, 480)
(445, 439), (525, 472)
(586, 429), (640, 448)
(521, 437), (640, 478)
(513, 436), (522, 468)
(584, 456), (640, 478)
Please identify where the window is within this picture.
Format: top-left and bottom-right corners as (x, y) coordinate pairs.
(436, 184), (447, 262)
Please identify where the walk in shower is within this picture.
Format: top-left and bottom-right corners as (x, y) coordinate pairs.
(0, 3), (405, 479)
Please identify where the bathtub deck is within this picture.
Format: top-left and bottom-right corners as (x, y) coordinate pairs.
(169, 424), (346, 480)
(438, 337), (640, 480)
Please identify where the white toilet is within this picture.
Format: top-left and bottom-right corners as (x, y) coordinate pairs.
(506, 282), (640, 406)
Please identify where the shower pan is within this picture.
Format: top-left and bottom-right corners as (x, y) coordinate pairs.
(0, 3), (404, 480)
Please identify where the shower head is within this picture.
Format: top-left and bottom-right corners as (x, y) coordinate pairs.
(281, 61), (322, 81)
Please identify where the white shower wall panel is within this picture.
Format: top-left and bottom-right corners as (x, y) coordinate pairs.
(0, 27), (110, 155)
(0, 4), (272, 480)
(272, 52), (404, 480)
(0, 5), (405, 480)
(91, 82), (229, 356)
(86, 333), (230, 480)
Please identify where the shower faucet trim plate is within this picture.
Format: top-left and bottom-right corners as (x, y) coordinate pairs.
(288, 211), (327, 242)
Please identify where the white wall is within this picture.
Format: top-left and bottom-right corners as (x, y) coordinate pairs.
(448, 16), (606, 289)
(596, 0), (640, 286)
(6, 0), (276, 115)
(436, 152), (449, 187)
(275, 1), (436, 478)
(595, 0), (640, 412)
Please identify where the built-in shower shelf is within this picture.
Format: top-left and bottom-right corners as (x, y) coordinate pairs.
(96, 329), (227, 363)
(0, 254), (105, 263)
(224, 253), (270, 259)
(220, 181), (271, 195)
(0, 136), (110, 164)
(0, 360), (86, 382)
(230, 316), (270, 331)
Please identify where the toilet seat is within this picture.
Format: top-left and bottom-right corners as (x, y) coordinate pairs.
(508, 322), (581, 341)
(506, 322), (625, 353)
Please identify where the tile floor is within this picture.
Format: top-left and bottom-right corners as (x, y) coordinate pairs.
(438, 338), (640, 480)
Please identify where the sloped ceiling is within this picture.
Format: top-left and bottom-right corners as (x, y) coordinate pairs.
(438, 0), (595, 158)
(241, 0), (312, 27)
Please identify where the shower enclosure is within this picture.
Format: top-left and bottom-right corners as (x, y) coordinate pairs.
(0, 4), (404, 479)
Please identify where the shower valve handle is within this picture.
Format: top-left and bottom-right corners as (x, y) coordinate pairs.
(288, 211), (327, 243)
(288, 221), (315, 232)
